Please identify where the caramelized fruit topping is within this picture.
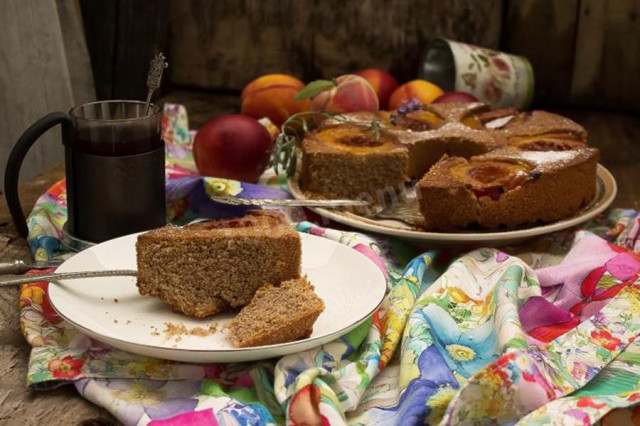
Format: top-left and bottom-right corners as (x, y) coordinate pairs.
(510, 135), (584, 152)
(392, 110), (443, 131)
(467, 163), (511, 184)
(451, 160), (534, 199)
(196, 219), (259, 229)
(319, 126), (398, 153)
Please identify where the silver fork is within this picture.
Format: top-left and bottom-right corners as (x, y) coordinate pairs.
(0, 270), (137, 287)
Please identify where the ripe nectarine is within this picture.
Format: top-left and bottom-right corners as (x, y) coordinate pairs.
(388, 80), (444, 110)
(354, 69), (399, 110)
(309, 75), (379, 118)
(241, 74), (311, 127)
(193, 114), (273, 183)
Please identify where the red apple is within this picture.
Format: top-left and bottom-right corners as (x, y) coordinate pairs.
(433, 91), (479, 104)
(193, 114), (273, 183)
(354, 69), (399, 110)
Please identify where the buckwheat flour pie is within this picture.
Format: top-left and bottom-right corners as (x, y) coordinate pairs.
(136, 210), (301, 318)
(299, 102), (599, 230)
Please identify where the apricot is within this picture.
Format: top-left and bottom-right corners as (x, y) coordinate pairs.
(388, 80), (444, 110)
(354, 69), (399, 109)
(310, 74), (379, 117)
(241, 74), (311, 127)
(451, 160), (532, 191)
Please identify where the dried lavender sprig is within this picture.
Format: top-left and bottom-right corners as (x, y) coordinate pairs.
(390, 97), (423, 125)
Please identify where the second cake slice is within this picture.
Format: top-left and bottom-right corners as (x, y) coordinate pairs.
(227, 276), (325, 348)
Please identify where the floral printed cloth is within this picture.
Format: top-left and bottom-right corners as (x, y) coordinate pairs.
(19, 104), (640, 425)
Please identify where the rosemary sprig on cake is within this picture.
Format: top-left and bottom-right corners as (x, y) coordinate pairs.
(271, 75), (384, 176)
(270, 112), (384, 176)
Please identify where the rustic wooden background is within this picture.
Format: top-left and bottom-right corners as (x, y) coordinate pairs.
(2, 0), (639, 184)
(0, 0), (94, 182)
(79, 0), (640, 111)
(1, 2), (639, 424)
(504, 0), (640, 111)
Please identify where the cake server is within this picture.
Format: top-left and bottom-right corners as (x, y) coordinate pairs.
(0, 270), (137, 287)
(209, 196), (369, 208)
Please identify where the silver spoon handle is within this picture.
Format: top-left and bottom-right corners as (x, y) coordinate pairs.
(144, 52), (168, 115)
(0, 270), (137, 287)
(209, 196), (369, 208)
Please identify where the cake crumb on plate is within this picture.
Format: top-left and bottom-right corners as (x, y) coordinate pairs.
(162, 321), (219, 340)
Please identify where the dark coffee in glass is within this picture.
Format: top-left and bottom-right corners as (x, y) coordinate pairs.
(5, 100), (167, 245)
(66, 101), (166, 242)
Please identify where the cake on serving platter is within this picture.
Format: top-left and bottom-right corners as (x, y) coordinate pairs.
(299, 102), (599, 230)
(416, 147), (598, 230)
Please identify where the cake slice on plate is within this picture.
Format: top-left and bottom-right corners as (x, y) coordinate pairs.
(136, 210), (301, 318)
(227, 276), (325, 348)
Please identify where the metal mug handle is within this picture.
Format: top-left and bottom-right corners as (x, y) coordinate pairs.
(4, 112), (73, 238)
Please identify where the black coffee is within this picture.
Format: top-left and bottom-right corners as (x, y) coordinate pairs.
(73, 135), (164, 156)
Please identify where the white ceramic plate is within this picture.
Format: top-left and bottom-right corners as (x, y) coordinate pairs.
(289, 164), (617, 245)
(49, 232), (387, 363)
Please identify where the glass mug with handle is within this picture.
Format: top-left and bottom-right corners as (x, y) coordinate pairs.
(5, 100), (167, 247)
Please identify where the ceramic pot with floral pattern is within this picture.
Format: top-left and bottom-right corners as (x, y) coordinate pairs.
(419, 38), (534, 109)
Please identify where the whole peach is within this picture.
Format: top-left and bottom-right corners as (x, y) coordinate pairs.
(241, 74), (311, 127)
(193, 114), (273, 183)
(354, 69), (399, 110)
(310, 74), (379, 117)
(388, 80), (444, 110)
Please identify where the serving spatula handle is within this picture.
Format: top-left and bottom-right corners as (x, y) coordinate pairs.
(209, 196), (369, 207)
(0, 261), (30, 275)
(0, 270), (137, 287)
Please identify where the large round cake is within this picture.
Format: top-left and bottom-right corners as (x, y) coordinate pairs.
(300, 102), (599, 231)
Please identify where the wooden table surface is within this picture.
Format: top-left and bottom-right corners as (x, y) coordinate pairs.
(0, 94), (638, 424)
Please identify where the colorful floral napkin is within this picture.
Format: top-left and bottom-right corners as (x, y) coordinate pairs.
(19, 104), (640, 425)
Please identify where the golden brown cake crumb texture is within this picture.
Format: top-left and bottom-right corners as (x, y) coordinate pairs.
(136, 210), (301, 317)
(227, 276), (325, 348)
(301, 125), (408, 202)
(416, 147), (599, 230)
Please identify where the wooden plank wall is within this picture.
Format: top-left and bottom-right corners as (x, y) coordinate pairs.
(0, 0), (95, 182)
(77, 0), (640, 112)
(505, 0), (640, 112)
(571, 0), (640, 112)
(169, 0), (503, 91)
(80, 0), (170, 101)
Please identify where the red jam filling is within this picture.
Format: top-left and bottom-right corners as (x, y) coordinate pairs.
(454, 161), (534, 200)
(336, 135), (385, 148)
(201, 219), (258, 229)
(518, 139), (578, 151)
(471, 187), (504, 201)
(394, 116), (435, 131)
